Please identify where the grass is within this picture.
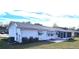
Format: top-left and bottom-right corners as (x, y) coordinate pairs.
(0, 37), (79, 49)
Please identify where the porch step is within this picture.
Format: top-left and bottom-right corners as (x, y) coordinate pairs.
(49, 38), (66, 43)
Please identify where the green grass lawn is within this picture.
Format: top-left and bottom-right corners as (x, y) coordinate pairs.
(0, 37), (79, 49)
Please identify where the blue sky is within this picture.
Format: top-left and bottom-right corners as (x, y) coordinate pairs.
(0, 0), (79, 28)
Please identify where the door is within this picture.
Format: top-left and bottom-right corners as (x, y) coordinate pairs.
(16, 33), (21, 43)
(16, 33), (19, 42)
(16, 29), (22, 43)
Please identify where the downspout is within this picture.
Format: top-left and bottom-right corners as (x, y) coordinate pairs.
(72, 31), (75, 39)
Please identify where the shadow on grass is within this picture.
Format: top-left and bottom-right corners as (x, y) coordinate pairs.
(65, 39), (77, 42)
(0, 37), (10, 49)
(0, 37), (78, 49)
(10, 41), (54, 49)
(0, 38), (54, 49)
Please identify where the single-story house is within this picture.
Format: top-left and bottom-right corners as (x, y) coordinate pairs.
(8, 21), (76, 43)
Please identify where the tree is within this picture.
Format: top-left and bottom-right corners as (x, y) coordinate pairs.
(53, 23), (59, 28)
(70, 27), (75, 30)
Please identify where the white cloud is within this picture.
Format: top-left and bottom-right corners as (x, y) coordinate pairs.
(40, 17), (79, 28)
(0, 0), (79, 28)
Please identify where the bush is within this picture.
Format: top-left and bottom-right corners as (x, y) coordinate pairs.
(22, 37), (39, 43)
(68, 38), (74, 41)
(1, 37), (9, 42)
(65, 37), (74, 42)
(8, 37), (15, 43)
(49, 38), (55, 40)
(34, 37), (39, 42)
(29, 37), (34, 42)
(22, 37), (29, 43)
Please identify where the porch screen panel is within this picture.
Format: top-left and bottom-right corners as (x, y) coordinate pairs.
(67, 32), (72, 37)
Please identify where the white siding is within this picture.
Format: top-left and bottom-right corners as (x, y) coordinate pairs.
(38, 31), (57, 40)
(21, 30), (38, 38)
(38, 31), (48, 40)
(21, 30), (58, 40)
(9, 24), (22, 43)
(9, 24), (17, 41)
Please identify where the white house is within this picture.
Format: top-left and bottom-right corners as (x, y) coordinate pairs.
(8, 21), (75, 43)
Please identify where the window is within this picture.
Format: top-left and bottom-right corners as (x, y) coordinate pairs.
(67, 32), (71, 37)
(51, 34), (53, 36)
(56, 31), (64, 38)
(56, 31), (60, 37)
(16, 33), (18, 35)
(47, 31), (53, 36)
(38, 31), (43, 35)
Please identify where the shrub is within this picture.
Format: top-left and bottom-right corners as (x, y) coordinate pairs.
(29, 37), (34, 42)
(8, 37), (15, 43)
(1, 37), (9, 42)
(34, 37), (39, 42)
(22, 37), (29, 43)
(49, 38), (56, 41)
(68, 38), (74, 41)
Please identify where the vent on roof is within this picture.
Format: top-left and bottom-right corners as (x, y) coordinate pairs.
(34, 23), (42, 26)
(22, 21), (31, 24)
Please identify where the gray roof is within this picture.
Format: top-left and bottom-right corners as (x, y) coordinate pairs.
(10, 21), (75, 32)
(10, 21), (55, 31)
